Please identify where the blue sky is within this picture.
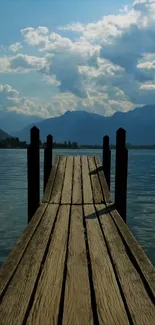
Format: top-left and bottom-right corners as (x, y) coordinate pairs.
(0, 0), (155, 118)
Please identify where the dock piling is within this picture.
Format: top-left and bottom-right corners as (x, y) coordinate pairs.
(115, 128), (128, 222)
(27, 126), (40, 223)
(103, 135), (111, 190)
(44, 134), (53, 192)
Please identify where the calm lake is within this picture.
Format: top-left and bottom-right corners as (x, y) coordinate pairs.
(0, 149), (155, 267)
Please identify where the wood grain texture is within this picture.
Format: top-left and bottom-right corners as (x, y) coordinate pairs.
(88, 156), (103, 204)
(42, 155), (59, 203)
(81, 156), (93, 204)
(96, 204), (155, 325)
(109, 206), (155, 300)
(26, 205), (70, 325)
(61, 156), (73, 204)
(0, 203), (47, 299)
(84, 204), (130, 325)
(50, 155), (67, 203)
(72, 156), (82, 204)
(0, 204), (59, 325)
(62, 205), (93, 325)
(95, 156), (111, 204)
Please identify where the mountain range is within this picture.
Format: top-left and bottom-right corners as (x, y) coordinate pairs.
(0, 129), (10, 140)
(11, 105), (155, 145)
(0, 110), (43, 133)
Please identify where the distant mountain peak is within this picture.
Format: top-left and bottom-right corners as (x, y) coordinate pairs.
(0, 128), (10, 140)
(11, 104), (155, 145)
(64, 110), (71, 115)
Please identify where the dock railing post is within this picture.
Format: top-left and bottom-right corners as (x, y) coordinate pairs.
(115, 128), (128, 222)
(27, 126), (40, 223)
(44, 134), (53, 192)
(103, 135), (111, 190)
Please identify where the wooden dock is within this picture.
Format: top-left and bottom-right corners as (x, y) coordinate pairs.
(0, 153), (155, 325)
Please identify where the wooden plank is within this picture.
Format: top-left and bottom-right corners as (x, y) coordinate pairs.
(62, 205), (93, 325)
(61, 156), (73, 204)
(109, 205), (155, 299)
(42, 155), (59, 203)
(0, 204), (59, 325)
(81, 156), (93, 204)
(26, 205), (70, 325)
(84, 205), (130, 325)
(95, 156), (111, 203)
(50, 155), (67, 203)
(72, 156), (82, 204)
(0, 203), (47, 299)
(88, 156), (104, 204)
(96, 204), (155, 325)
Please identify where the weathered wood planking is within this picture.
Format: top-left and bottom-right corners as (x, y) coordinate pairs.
(42, 156), (59, 203)
(95, 156), (111, 203)
(1, 155), (155, 325)
(88, 156), (104, 204)
(110, 206), (155, 300)
(81, 156), (93, 204)
(61, 156), (73, 204)
(0, 204), (59, 325)
(96, 204), (155, 325)
(62, 205), (93, 325)
(0, 203), (47, 299)
(84, 204), (130, 325)
(26, 205), (70, 325)
(72, 156), (82, 204)
(50, 156), (67, 204)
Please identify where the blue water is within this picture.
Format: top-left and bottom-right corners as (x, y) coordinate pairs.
(0, 149), (155, 267)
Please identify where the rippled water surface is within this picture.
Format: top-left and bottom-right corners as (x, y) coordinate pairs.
(0, 149), (155, 267)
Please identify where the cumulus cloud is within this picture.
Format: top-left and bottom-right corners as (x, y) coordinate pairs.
(9, 42), (23, 53)
(0, 54), (47, 73)
(10, 54), (47, 71)
(0, 84), (19, 109)
(54, 0), (155, 109)
(1, 1), (155, 117)
(0, 83), (79, 118)
(58, 10), (139, 42)
(42, 53), (89, 98)
(21, 26), (49, 46)
(37, 32), (100, 98)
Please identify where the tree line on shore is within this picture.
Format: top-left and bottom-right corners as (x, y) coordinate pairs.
(1, 136), (155, 149)
(0, 137), (102, 149)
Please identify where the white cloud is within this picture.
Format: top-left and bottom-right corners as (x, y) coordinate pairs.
(1, 1), (155, 117)
(10, 54), (47, 71)
(137, 61), (155, 69)
(0, 54), (47, 73)
(0, 84), (19, 109)
(21, 26), (49, 46)
(9, 42), (23, 53)
(58, 10), (140, 43)
(140, 83), (155, 89)
(42, 75), (61, 86)
(0, 83), (78, 118)
(0, 57), (11, 73)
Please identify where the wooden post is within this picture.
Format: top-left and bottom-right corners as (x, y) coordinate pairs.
(44, 134), (53, 192)
(27, 126), (40, 223)
(103, 135), (111, 190)
(115, 128), (128, 222)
